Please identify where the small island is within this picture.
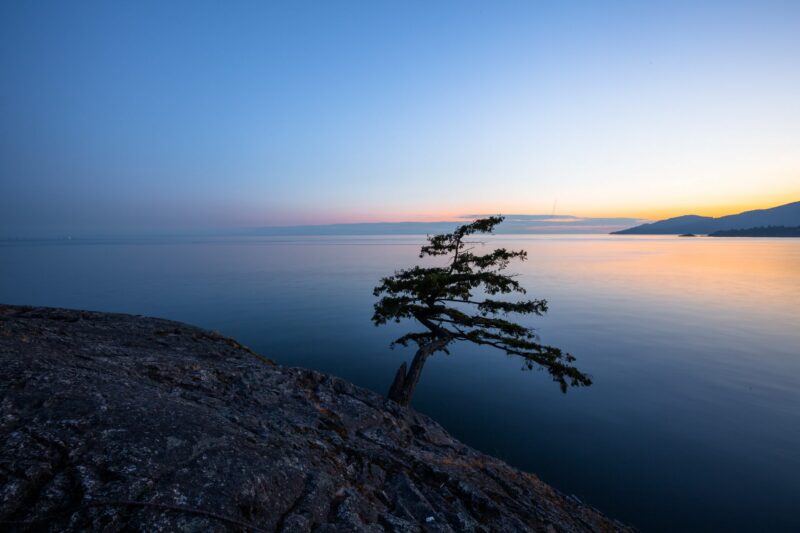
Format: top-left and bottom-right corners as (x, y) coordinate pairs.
(709, 225), (800, 237)
(678, 233), (697, 237)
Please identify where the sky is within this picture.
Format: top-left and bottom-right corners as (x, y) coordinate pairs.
(1, 1), (799, 237)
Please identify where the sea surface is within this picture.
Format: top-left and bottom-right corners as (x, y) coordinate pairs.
(2, 234), (798, 531)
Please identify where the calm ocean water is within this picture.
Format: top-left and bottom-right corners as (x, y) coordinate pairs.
(2, 234), (798, 531)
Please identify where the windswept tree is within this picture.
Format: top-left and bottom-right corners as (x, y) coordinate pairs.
(373, 216), (591, 406)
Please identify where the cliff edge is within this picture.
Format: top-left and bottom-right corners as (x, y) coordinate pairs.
(0, 305), (630, 532)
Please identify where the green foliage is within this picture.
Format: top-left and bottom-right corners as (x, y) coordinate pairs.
(373, 216), (591, 392)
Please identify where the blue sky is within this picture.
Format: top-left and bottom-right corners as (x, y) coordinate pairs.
(1, 1), (799, 236)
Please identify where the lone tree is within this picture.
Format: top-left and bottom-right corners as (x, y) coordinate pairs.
(373, 216), (591, 406)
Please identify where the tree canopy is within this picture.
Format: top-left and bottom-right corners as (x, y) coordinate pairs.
(373, 216), (591, 405)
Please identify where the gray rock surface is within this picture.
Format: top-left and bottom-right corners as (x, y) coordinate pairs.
(0, 304), (631, 532)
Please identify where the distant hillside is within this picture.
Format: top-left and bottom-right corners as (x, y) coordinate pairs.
(612, 201), (800, 235)
(709, 225), (800, 237)
(247, 215), (646, 236)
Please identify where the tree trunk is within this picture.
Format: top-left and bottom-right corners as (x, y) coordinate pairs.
(387, 362), (407, 403)
(387, 337), (449, 406)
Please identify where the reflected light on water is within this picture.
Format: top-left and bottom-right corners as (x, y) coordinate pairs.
(1, 234), (798, 532)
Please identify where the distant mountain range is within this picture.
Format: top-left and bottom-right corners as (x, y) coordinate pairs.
(611, 201), (800, 235)
(247, 215), (646, 236)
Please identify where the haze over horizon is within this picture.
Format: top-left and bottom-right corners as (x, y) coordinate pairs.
(2, 1), (799, 237)
(5, 200), (800, 238)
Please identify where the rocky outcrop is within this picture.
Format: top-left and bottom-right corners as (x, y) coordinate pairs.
(0, 305), (630, 532)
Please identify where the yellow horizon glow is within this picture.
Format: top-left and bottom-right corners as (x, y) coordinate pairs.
(320, 191), (800, 225)
(574, 190), (800, 220)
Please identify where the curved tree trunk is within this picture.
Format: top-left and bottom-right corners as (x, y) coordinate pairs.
(387, 337), (450, 406)
(386, 362), (408, 403)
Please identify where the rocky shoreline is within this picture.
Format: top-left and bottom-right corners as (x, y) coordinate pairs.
(0, 304), (631, 532)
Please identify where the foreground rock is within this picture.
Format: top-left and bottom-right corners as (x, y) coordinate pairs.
(0, 305), (630, 532)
